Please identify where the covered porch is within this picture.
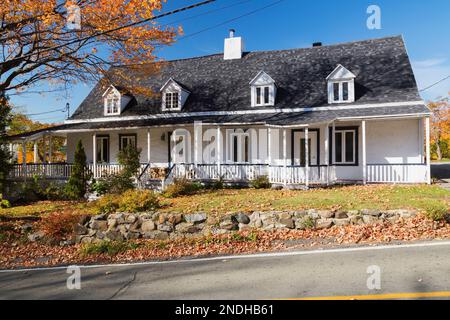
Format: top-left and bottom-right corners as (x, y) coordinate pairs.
(6, 115), (432, 187)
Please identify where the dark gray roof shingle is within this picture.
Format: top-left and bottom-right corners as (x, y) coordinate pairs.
(70, 36), (422, 120)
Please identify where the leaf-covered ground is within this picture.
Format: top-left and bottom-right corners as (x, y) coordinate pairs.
(1, 214), (450, 269)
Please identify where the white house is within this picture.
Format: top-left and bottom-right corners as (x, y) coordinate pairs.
(7, 32), (432, 188)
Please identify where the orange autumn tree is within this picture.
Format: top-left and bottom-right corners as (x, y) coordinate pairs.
(0, 0), (182, 96)
(428, 93), (450, 160)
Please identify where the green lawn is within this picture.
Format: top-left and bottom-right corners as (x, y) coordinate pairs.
(1, 185), (449, 218)
(160, 184), (450, 215)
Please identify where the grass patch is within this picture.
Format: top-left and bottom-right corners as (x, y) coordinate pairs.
(80, 241), (141, 256)
(0, 201), (94, 217)
(160, 185), (450, 216)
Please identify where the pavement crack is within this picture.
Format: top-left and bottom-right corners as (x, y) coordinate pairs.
(107, 271), (137, 300)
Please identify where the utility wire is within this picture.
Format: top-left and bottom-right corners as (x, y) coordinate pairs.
(0, 0), (216, 65)
(178, 0), (287, 41)
(24, 108), (66, 116)
(419, 75), (450, 92)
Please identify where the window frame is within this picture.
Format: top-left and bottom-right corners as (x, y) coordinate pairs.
(329, 126), (359, 166)
(252, 85), (274, 107)
(96, 135), (110, 163)
(119, 134), (137, 151)
(163, 91), (181, 111)
(330, 80), (351, 103)
(229, 132), (250, 164)
(104, 93), (121, 116)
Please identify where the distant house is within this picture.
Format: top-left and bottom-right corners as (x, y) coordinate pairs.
(7, 31), (431, 187)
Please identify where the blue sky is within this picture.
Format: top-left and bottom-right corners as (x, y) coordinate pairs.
(10, 0), (450, 123)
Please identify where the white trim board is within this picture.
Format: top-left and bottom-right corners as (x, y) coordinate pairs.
(65, 101), (426, 124)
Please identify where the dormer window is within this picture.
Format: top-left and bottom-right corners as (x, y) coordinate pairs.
(165, 92), (180, 110)
(102, 85), (132, 116)
(250, 71), (276, 107)
(326, 65), (356, 104)
(106, 95), (120, 114)
(161, 78), (190, 112)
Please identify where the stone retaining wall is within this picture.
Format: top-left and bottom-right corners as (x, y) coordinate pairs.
(74, 209), (417, 244)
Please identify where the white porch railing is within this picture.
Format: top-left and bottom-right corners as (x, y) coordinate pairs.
(8, 163), (73, 180)
(172, 164), (269, 181)
(367, 164), (428, 183)
(269, 166), (330, 184)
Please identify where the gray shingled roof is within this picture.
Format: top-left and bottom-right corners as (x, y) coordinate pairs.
(70, 36), (423, 120)
(5, 104), (427, 140)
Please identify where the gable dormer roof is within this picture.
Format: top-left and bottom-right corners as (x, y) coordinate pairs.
(249, 71), (276, 86)
(326, 64), (356, 81)
(160, 78), (190, 93)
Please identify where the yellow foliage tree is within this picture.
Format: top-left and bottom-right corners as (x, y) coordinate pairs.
(0, 0), (181, 96)
(428, 93), (450, 160)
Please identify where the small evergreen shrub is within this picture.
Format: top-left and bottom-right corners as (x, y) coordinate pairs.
(64, 140), (89, 200)
(164, 178), (202, 198)
(250, 175), (271, 189)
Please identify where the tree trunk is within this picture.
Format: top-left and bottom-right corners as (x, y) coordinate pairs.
(436, 140), (442, 161)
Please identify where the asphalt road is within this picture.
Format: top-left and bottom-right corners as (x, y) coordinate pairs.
(1, 241), (450, 300)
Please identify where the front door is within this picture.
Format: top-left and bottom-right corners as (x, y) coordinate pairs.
(293, 130), (318, 166)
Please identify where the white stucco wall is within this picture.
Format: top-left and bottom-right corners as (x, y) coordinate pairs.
(66, 118), (424, 182)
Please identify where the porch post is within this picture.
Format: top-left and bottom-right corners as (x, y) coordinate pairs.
(147, 129), (151, 164)
(194, 121), (202, 166)
(362, 120), (367, 185)
(305, 127), (309, 187)
(216, 126), (221, 177)
(283, 128), (287, 186)
(21, 141), (27, 181)
(325, 124), (330, 185)
(48, 135), (53, 164)
(267, 128), (272, 181)
(425, 116), (431, 184)
(33, 141), (38, 163)
(332, 122), (336, 165)
(92, 133), (97, 178)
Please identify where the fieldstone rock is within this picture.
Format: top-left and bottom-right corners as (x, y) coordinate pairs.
(109, 213), (125, 224)
(362, 215), (380, 224)
(398, 209), (417, 218)
(90, 220), (108, 231)
(96, 231), (105, 239)
(92, 213), (107, 221)
(168, 214), (183, 225)
(295, 216), (315, 230)
(74, 224), (88, 235)
(158, 214), (166, 224)
(350, 215), (364, 225)
(387, 216), (400, 224)
(361, 209), (381, 217)
(141, 220), (156, 232)
(105, 230), (123, 241)
(318, 210), (334, 219)
(293, 211), (307, 218)
(107, 219), (118, 229)
(124, 232), (140, 240)
(334, 211), (348, 219)
(219, 215), (239, 231)
(346, 210), (360, 217)
(20, 223), (33, 233)
(234, 213), (250, 224)
(129, 221), (141, 232)
(142, 231), (169, 240)
(175, 222), (200, 234)
(279, 218), (295, 229)
(118, 224), (130, 234)
(307, 209), (320, 219)
(184, 213), (207, 224)
(279, 212), (293, 220)
(125, 215), (137, 224)
(316, 219), (333, 229)
(28, 231), (45, 242)
(333, 218), (351, 226)
(80, 236), (94, 244)
(158, 223), (173, 233)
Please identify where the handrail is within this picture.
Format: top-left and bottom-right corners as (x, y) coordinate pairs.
(137, 163), (151, 181)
